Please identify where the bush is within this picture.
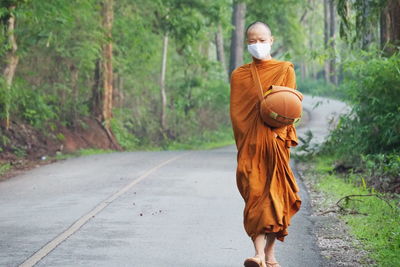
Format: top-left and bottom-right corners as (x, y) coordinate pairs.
(0, 78), (58, 128)
(360, 153), (400, 193)
(321, 52), (400, 159)
(110, 109), (140, 150)
(319, 52), (400, 192)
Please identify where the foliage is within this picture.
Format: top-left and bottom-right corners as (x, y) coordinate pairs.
(0, 163), (11, 176)
(360, 153), (400, 192)
(166, 125), (234, 150)
(0, 0), (235, 150)
(336, 0), (387, 48)
(0, 77), (57, 128)
(110, 109), (139, 151)
(320, 52), (400, 160)
(54, 148), (114, 160)
(0, 0), (398, 161)
(317, 51), (400, 192)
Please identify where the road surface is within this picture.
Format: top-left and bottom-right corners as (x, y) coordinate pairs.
(0, 94), (350, 267)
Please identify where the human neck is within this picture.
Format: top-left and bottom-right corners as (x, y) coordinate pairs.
(252, 55), (273, 63)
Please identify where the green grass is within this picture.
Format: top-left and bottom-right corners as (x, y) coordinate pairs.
(165, 126), (235, 150)
(312, 154), (400, 266)
(54, 148), (115, 160)
(0, 163), (11, 176)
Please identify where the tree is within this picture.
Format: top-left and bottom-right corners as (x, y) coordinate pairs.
(1, 1), (28, 129)
(215, 23), (227, 75)
(160, 30), (168, 134)
(324, 0), (329, 82)
(229, 1), (246, 76)
(153, 3), (172, 136)
(89, 0), (121, 149)
(323, 0), (337, 84)
(151, 0), (217, 138)
(336, 0), (386, 50)
(101, 0), (114, 129)
(380, 0), (400, 56)
(328, 0), (337, 84)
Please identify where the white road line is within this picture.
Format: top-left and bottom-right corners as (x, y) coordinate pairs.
(19, 152), (190, 267)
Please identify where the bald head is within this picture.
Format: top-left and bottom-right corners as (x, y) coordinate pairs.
(246, 21), (274, 45)
(246, 21), (272, 38)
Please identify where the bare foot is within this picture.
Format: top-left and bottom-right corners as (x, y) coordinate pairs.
(255, 253), (266, 265)
(265, 261), (281, 267)
(264, 253), (280, 267)
(264, 255), (278, 264)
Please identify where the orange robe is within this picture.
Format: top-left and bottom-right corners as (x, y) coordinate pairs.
(229, 58), (302, 242)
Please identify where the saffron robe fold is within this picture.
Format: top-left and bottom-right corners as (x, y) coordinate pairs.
(230, 58), (302, 242)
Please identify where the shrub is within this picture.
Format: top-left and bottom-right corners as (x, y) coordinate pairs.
(321, 52), (400, 159)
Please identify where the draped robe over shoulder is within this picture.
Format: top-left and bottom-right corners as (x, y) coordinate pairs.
(229, 58), (302, 242)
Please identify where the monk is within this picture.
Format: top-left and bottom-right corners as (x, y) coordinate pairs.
(230, 21), (302, 267)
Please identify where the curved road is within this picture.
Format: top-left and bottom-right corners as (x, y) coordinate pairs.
(0, 94), (349, 267)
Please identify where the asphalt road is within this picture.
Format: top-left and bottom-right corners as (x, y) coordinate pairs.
(294, 95), (350, 150)
(0, 94), (350, 267)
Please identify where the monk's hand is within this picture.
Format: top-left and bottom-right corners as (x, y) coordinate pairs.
(273, 132), (278, 138)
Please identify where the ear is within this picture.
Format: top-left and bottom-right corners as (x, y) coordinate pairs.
(270, 36), (274, 45)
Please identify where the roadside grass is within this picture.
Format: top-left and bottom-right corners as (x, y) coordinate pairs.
(54, 127), (235, 160)
(54, 148), (115, 160)
(165, 126), (235, 150)
(0, 163), (11, 176)
(310, 154), (400, 266)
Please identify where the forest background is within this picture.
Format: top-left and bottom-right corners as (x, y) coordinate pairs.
(1, 0), (399, 264)
(0, 0), (399, 192)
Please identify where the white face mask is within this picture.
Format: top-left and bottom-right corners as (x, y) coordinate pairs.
(247, 42), (271, 60)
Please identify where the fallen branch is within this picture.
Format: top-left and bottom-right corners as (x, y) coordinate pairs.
(336, 194), (394, 210)
(317, 193), (394, 216)
(317, 207), (368, 216)
(317, 209), (337, 215)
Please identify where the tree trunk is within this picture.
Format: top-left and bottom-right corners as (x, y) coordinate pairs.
(300, 63), (308, 80)
(101, 0), (114, 129)
(380, 0), (400, 56)
(69, 63), (79, 126)
(329, 0), (337, 85)
(361, 0), (373, 50)
(113, 73), (124, 107)
(310, 0), (317, 79)
(215, 23), (227, 76)
(91, 59), (102, 117)
(2, 5), (19, 130)
(229, 1), (246, 76)
(89, 0), (121, 150)
(323, 0), (330, 83)
(199, 40), (209, 59)
(160, 32), (168, 133)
